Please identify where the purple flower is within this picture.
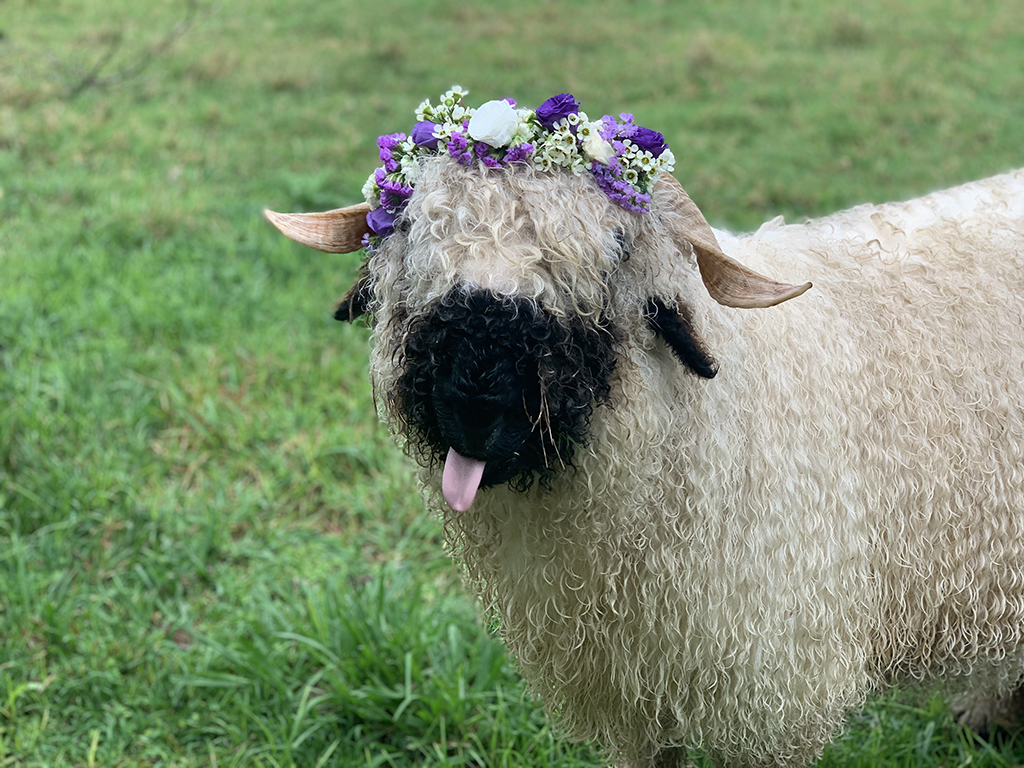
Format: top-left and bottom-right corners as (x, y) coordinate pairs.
(504, 143), (534, 163)
(632, 126), (668, 157)
(377, 132), (406, 172)
(598, 115), (620, 141)
(470, 141), (502, 168)
(590, 161), (653, 213)
(377, 132), (406, 154)
(447, 125), (473, 165)
(366, 207), (397, 238)
(411, 121), (439, 149)
(374, 168), (413, 212)
(535, 93), (580, 129)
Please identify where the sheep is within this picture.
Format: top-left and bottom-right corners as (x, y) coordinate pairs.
(264, 92), (1024, 768)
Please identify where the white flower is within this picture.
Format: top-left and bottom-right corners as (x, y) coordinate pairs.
(415, 99), (434, 122)
(546, 146), (570, 165)
(623, 168), (640, 185)
(552, 120), (574, 137)
(402, 156), (426, 187)
(510, 123), (536, 146)
(658, 148), (676, 173)
(468, 99), (520, 147)
(362, 173), (380, 209)
(582, 133), (615, 165)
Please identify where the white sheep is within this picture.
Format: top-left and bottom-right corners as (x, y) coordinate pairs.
(265, 92), (1024, 768)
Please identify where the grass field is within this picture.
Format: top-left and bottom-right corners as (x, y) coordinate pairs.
(2, 0), (1023, 765)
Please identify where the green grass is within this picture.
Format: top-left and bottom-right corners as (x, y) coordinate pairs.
(1, 0), (1023, 765)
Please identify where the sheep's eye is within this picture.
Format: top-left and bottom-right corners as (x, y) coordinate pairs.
(613, 228), (631, 261)
(397, 218), (411, 235)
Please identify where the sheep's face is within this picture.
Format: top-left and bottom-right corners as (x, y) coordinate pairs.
(265, 158), (810, 510)
(368, 160), (635, 505)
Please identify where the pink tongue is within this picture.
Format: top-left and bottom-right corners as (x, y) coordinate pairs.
(442, 448), (486, 512)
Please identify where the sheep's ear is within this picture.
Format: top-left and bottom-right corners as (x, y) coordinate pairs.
(657, 175), (812, 308)
(646, 297), (718, 378)
(263, 202), (372, 254)
(333, 267), (373, 323)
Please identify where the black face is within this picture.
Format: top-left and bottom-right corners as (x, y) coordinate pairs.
(394, 290), (619, 491)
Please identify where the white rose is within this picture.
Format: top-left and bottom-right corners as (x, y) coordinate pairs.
(468, 100), (520, 148)
(582, 133), (616, 165)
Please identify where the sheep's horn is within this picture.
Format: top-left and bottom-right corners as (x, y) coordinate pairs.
(263, 202), (372, 254)
(658, 175), (812, 308)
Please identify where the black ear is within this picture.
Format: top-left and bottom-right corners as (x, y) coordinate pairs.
(333, 269), (373, 323)
(646, 298), (718, 379)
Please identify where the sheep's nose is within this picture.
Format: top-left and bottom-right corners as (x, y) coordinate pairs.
(428, 307), (540, 462)
(431, 346), (537, 460)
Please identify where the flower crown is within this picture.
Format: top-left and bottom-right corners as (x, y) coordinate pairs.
(361, 86), (676, 249)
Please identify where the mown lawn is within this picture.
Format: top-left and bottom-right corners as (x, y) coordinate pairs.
(1, 0), (1023, 765)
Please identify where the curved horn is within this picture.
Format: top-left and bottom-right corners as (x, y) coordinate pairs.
(263, 202), (372, 254)
(657, 175), (812, 309)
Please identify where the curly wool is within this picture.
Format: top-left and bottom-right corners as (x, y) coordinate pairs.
(366, 158), (1024, 767)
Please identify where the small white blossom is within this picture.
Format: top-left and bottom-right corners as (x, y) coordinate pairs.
(551, 134), (575, 153)
(362, 173), (380, 209)
(510, 121), (536, 146)
(548, 119), (566, 135)
(546, 146), (570, 165)
(402, 156), (426, 187)
(658, 148), (676, 173)
(468, 99), (520, 147)
(415, 99), (434, 122)
(623, 168), (640, 185)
